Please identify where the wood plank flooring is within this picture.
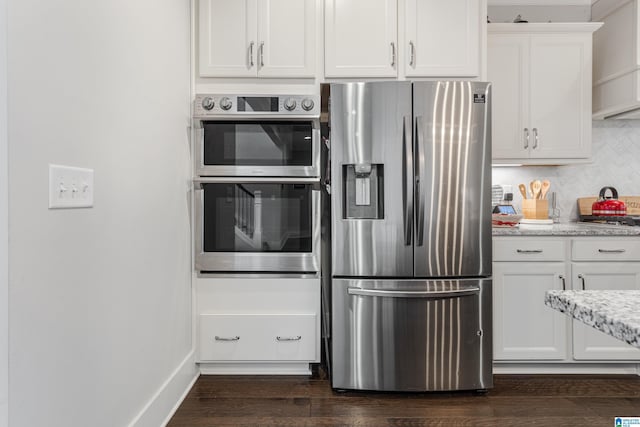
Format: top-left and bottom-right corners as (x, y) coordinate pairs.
(168, 372), (640, 426)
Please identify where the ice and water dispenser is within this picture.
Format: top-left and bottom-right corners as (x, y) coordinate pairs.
(343, 163), (384, 219)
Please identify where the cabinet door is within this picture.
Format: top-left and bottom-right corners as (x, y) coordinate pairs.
(572, 262), (640, 360)
(404, 0), (480, 77)
(324, 0), (397, 77)
(257, 0), (316, 78)
(529, 34), (591, 159)
(493, 262), (569, 360)
(199, 0), (258, 77)
(487, 34), (530, 159)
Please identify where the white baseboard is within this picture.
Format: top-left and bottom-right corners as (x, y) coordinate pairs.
(128, 350), (199, 427)
(494, 362), (640, 375)
(199, 362), (311, 375)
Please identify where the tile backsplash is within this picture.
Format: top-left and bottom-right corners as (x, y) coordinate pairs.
(492, 120), (640, 222)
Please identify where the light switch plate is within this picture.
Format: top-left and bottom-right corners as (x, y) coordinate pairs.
(48, 164), (94, 209)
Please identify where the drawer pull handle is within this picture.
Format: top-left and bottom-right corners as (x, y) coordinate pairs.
(516, 249), (543, 254)
(214, 336), (240, 341)
(559, 274), (566, 291)
(276, 336), (301, 342)
(578, 274), (586, 290)
(598, 249), (626, 253)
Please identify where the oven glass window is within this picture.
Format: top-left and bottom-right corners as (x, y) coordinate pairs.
(202, 183), (312, 253)
(203, 121), (313, 166)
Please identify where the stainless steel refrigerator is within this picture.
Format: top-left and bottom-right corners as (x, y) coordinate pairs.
(330, 81), (492, 392)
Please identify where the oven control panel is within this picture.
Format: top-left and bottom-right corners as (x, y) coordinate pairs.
(194, 94), (320, 117)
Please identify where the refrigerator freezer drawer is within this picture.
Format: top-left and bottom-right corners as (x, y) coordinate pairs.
(332, 278), (492, 392)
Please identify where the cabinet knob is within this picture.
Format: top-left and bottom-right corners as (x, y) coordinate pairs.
(276, 336), (301, 341)
(214, 335), (240, 341)
(390, 42), (396, 67)
(409, 41), (415, 67)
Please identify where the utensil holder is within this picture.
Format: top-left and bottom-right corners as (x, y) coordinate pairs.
(522, 199), (549, 220)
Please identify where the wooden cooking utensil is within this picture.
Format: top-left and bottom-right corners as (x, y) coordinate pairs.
(531, 180), (542, 199)
(518, 183), (527, 199)
(540, 180), (551, 199)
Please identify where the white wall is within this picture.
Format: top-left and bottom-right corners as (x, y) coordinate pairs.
(0, 0), (8, 424)
(7, 1), (195, 426)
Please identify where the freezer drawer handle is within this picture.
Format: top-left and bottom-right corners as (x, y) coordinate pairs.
(598, 249), (626, 253)
(347, 287), (480, 299)
(516, 249), (543, 254)
(214, 336), (240, 342)
(276, 336), (302, 342)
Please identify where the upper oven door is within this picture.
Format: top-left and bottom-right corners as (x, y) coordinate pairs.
(196, 119), (320, 178)
(194, 178), (321, 273)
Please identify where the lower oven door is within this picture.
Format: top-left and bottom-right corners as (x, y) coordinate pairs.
(331, 278), (493, 392)
(194, 178), (320, 273)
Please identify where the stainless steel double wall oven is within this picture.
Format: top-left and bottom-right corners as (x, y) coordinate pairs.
(193, 94), (321, 273)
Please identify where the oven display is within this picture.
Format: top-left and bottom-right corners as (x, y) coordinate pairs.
(237, 96), (279, 112)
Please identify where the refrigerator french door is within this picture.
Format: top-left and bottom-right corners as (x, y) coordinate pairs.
(330, 81), (493, 392)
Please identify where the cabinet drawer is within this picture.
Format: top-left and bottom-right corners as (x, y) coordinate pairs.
(572, 239), (640, 261)
(199, 314), (317, 362)
(493, 238), (565, 261)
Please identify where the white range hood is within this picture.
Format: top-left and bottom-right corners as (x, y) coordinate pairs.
(592, 0), (640, 119)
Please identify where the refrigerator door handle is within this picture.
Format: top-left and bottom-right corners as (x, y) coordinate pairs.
(415, 117), (426, 246)
(347, 287), (480, 299)
(402, 116), (413, 245)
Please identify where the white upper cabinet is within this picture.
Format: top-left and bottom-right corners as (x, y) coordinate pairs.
(404, 0), (480, 77)
(592, 0), (640, 119)
(324, 0), (484, 79)
(199, 0), (316, 78)
(324, 0), (398, 78)
(199, 0), (257, 77)
(256, 0), (316, 78)
(487, 34), (529, 160)
(488, 24), (601, 165)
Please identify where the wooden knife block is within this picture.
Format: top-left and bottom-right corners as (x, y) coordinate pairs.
(522, 199), (549, 219)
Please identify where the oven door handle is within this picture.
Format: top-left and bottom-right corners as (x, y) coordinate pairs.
(194, 177), (320, 188)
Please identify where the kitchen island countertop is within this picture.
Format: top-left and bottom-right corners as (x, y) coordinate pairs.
(493, 222), (640, 236)
(545, 290), (640, 348)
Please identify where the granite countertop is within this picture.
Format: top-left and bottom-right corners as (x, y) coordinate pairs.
(545, 290), (640, 348)
(493, 222), (640, 236)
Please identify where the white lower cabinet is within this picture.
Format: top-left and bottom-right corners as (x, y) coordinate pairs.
(196, 276), (321, 374)
(493, 238), (569, 360)
(571, 238), (640, 360)
(493, 261), (569, 360)
(199, 313), (317, 361)
(493, 236), (640, 369)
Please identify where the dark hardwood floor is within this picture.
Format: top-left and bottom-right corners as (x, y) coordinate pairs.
(168, 371), (640, 426)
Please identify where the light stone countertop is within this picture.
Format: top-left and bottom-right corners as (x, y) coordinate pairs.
(545, 290), (640, 348)
(493, 222), (640, 237)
